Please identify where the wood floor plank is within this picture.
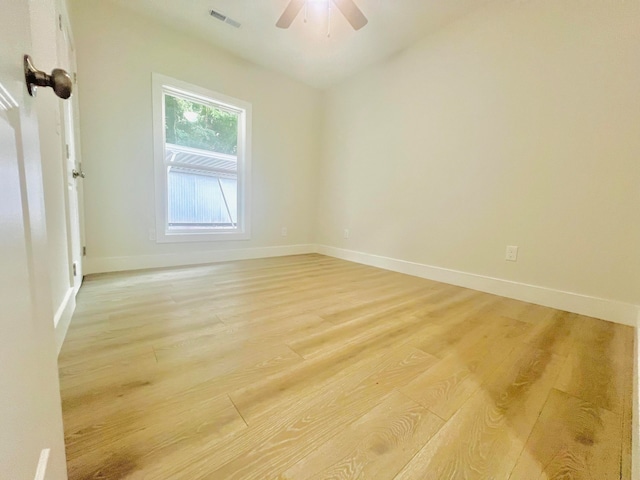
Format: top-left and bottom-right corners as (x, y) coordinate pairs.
(555, 317), (633, 414)
(407, 297), (520, 359)
(65, 391), (246, 479)
(228, 314), (431, 424)
(393, 345), (566, 479)
(281, 390), (444, 480)
(399, 317), (522, 420)
(508, 388), (622, 480)
(519, 310), (579, 357)
(59, 347), (158, 392)
(287, 293), (440, 360)
(61, 343), (302, 435)
(129, 345), (437, 479)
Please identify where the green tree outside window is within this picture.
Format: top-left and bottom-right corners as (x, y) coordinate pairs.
(165, 94), (238, 155)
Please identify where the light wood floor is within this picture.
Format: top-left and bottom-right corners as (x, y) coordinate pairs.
(59, 254), (634, 479)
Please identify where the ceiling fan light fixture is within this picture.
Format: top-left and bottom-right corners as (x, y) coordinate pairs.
(276, 0), (367, 31)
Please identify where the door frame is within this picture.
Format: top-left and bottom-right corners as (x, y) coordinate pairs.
(57, 6), (84, 283)
(53, 0), (85, 353)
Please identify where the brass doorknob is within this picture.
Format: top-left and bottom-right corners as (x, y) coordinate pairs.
(24, 55), (73, 99)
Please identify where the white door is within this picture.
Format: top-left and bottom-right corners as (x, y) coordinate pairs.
(57, 12), (83, 288)
(0, 0), (68, 478)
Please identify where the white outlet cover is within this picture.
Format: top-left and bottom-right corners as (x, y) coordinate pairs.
(344, 229), (350, 239)
(506, 245), (518, 261)
(281, 227), (287, 236)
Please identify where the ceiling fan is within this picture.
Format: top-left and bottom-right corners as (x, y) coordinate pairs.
(276, 0), (368, 31)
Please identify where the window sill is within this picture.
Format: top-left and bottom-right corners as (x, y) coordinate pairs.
(155, 230), (251, 243)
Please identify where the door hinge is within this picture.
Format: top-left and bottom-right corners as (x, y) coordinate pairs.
(82, 246), (86, 256)
(74, 72), (77, 84)
(66, 143), (70, 159)
(72, 262), (77, 277)
(58, 14), (63, 31)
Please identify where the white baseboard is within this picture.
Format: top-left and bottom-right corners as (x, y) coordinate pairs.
(54, 285), (77, 355)
(316, 245), (639, 327)
(84, 244), (317, 275)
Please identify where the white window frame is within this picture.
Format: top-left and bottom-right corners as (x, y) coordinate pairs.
(152, 73), (252, 243)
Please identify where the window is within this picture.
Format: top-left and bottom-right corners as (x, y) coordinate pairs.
(152, 74), (251, 242)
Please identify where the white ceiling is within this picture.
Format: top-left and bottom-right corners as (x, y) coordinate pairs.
(107, 0), (491, 89)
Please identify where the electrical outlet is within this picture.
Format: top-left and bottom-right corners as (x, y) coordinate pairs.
(343, 229), (350, 239)
(148, 229), (155, 241)
(505, 245), (518, 262)
(281, 227), (288, 237)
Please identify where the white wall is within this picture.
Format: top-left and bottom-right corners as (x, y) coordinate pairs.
(70, 0), (322, 273)
(318, 0), (640, 307)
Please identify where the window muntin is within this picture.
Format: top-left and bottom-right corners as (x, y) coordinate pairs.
(153, 74), (251, 242)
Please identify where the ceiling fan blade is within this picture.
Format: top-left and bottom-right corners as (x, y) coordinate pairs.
(276, 0), (306, 28)
(331, 0), (368, 30)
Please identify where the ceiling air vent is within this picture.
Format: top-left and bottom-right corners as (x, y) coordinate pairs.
(209, 9), (241, 28)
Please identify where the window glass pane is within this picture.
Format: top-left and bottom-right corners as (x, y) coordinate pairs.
(167, 170), (237, 227)
(165, 94), (238, 155)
